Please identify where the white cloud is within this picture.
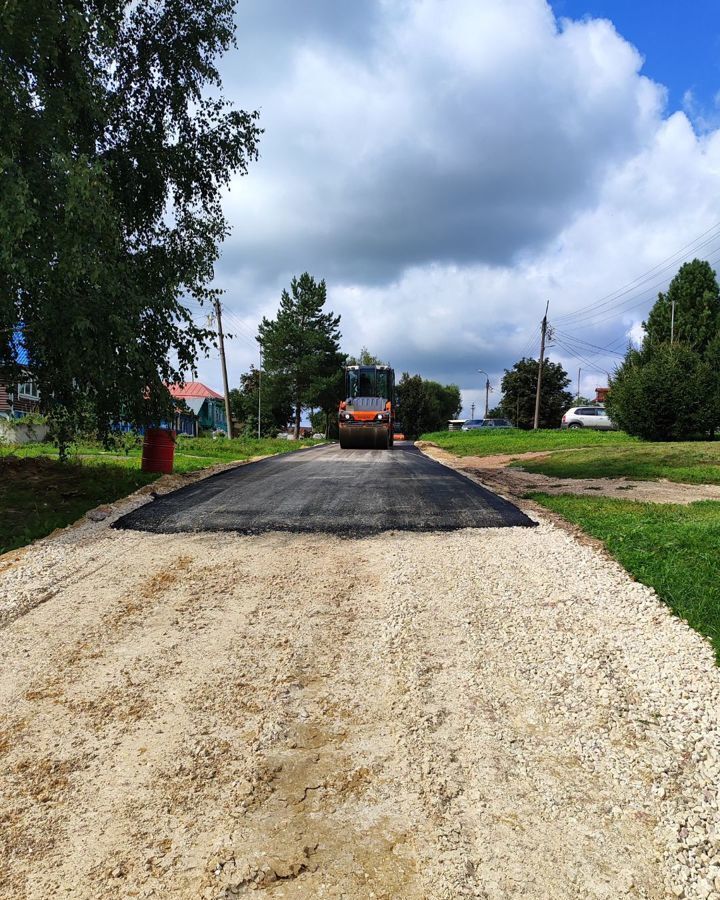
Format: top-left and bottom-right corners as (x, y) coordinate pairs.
(193, 0), (720, 416)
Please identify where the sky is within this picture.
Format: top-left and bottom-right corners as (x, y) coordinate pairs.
(193, 0), (720, 418)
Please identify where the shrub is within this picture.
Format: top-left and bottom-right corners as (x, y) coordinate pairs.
(607, 344), (704, 440)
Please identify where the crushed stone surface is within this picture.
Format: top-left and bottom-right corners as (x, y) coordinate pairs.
(1, 515), (720, 899)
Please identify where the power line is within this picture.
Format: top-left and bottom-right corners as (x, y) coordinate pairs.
(553, 337), (612, 378)
(552, 329), (627, 358)
(517, 323), (542, 360)
(554, 220), (720, 325)
(560, 242), (720, 328)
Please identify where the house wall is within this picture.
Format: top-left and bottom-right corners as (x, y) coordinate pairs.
(198, 398), (226, 431)
(173, 413), (197, 436)
(0, 383), (41, 418)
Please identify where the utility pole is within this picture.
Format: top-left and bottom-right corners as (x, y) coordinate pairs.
(533, 301), (549, 431)
(477, 369), (491, 417)
(577, 367), (581, 403)
(213, 298), (234, 439)
(470, 402), (475, 419)
(257, 352), (262, 439)
(670, 299), (676, 345)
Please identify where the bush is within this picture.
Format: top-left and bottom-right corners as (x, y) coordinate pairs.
(13, 412), (47, 426)
(607, 344), (704, 440)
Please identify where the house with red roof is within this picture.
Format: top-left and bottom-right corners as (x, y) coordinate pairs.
(167, 382), (227, 436)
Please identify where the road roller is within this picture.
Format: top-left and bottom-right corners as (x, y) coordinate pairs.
(338, 364), (395, 449)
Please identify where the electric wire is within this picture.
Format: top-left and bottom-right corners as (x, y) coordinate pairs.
(554, 220), (720, 325)
(552, 329), (627, 358)
(556, 242), (720, 329)
(553, 337), (613, 377)
(517, 323), (542, 361)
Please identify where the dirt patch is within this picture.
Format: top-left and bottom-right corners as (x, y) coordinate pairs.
(418, 443), (720, 504)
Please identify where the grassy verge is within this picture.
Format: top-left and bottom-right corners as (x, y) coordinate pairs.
(420, 428), (637, 457)
(0, 436), (321, 555)
(0, 435), (321, 474)
(532, 493), (720, 662)
(515, 442), (720, 485)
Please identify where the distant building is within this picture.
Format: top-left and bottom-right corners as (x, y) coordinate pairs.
(0, 334), (40, 419)
(595, 387), (609, 404)
(166, 382), (227, 435)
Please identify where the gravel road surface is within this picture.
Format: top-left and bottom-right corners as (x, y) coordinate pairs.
(113, 443), (534, 535)
(1, 452), (720, 899)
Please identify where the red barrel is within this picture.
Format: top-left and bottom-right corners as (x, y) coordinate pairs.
(141, 428), (176, 474)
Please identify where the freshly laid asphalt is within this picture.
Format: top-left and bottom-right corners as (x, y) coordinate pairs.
(114, 442), (536, 536)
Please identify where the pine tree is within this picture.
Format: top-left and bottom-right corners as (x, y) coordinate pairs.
(258, 274), (343, 439)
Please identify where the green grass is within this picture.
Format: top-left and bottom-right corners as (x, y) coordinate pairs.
(532, 493), (720, 662)
(0, 435), (321, 473)
(0, 436), (321, 554)
(516, 441), (720, 485)
(420, 427), (637, 457)
(0, 457), (156, 555)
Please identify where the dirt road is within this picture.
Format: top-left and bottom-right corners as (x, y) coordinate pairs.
(2, 508), (720, 898)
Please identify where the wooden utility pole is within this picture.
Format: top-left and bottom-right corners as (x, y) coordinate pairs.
(257, 355), (262, 439)
(577, 367), (581, 403)
(213, 299), (234, 439)
(533, 301), (549, 430)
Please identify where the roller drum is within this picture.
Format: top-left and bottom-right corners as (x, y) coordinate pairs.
(339, 424), (390, 449)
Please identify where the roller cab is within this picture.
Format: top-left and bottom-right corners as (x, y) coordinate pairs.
(338, 365), (395, 450)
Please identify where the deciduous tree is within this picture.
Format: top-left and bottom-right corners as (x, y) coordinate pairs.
(229, 366), (292, 437)
(0, 0), (261, 454)
(498, 358), (573, 429)
(396, 373), (461, 437)
(644, 259), (720, 353)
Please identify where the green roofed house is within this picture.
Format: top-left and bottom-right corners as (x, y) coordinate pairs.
(167, 382), (227, 436)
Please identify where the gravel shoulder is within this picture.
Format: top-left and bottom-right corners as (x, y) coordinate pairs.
(2, 511), (720, 898)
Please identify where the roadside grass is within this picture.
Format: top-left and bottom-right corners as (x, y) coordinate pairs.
(0, 435), (321, 474)
(532, 493), (720, 662)
(420, 428), (637, 457)
(0, 436), (321, 555)
(515, 442), (720, 485)
(0, 456), (156, 555)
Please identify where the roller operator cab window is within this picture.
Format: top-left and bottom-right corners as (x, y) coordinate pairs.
(347, 367), (392, 400)
(376, 370), (391, 400)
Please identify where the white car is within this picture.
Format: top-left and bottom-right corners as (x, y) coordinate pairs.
(561, 406), (614, 430)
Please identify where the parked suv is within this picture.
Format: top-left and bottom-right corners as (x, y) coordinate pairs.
(561, 406), (614, 430)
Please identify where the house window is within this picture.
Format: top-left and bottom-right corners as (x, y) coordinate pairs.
(18, 380), (39, 400)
